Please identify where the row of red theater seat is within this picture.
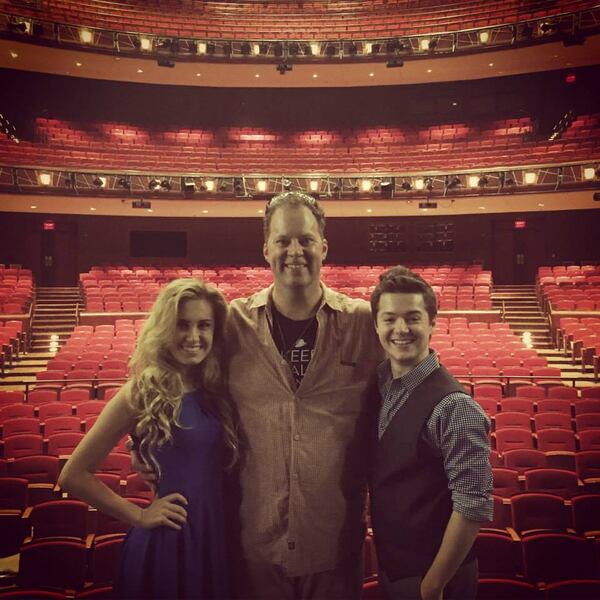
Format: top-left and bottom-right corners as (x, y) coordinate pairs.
(551, 317), (600, 381)
(0, 273), (33, 315)
(79, 265), (493, 309)
(39, 118), (537, 146)
(0, 453), (136, 492)
(0, 464), (145, 506)
(0, 397), (109, 421)
(2, 402), (596, 444)
(490, 447), (599, 479)
(489, 411), (599, 434)
(2, 0), (591, 39)
(0, 432), (128, 460)
(491, 466), (598, 500)
(490, 426), (599, 454)
(476, 393), (600, 416)
(475, 532), (600, 583)
(3, 115), (599, 173)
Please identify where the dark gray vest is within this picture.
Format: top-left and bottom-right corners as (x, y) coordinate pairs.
(370, 365), (476, 580)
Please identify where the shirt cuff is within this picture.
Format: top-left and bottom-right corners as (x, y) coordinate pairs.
(451, 491), (494, 522)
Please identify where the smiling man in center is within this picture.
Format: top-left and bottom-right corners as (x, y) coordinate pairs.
(225, 192), (382, 599)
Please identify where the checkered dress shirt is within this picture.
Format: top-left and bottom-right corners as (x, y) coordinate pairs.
(377, 351), (493, 522)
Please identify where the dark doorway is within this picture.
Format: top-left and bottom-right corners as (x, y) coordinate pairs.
(39, 220), (78, 286)
(492, 217), (547, 285)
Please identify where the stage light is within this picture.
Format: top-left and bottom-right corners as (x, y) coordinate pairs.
(468, 176), (479, 188)
(234, 178), (244, 195)
(414, 178), (424, 190)
(424, 177), (434, 191)
(148, 178), (160, 190)
(252, 43), (261, 55)
(205, 179), (215, 192)
(310, 42), (320, 55)
(196, 42), (207, 54)
(364, 42), (373, 54)
(479, 30), (489, 44)
(182, 177), (196, 193)
(325, 43), (337, 57)
(503, 174), (515, 187)
(160, 179), (172, 191)
(400, 181), (412, 191)
(39, 172), (52, 186)
(524, 171), (537, 185)
(421, 38), (437, 51)
(117, 177), (130, 190)
(539, 21), (557, 35)
(93, 175), (106, 188)
(257, 180), (267, 193)
(309, 180), (319, 192)
(276, 62), (292, 74)
(157, 38), (173, 51)
(282, 178), (292, 191)
(361, 179), (372, 192)
(386, 39), (399, 54)
(583, 167), (595, 180)
(79, 29), (93, 44)
(447, 175), (461, 189)
(9, 19), (30, 34)
(139, 37), (152, 51)
(380, 179), (395, 198)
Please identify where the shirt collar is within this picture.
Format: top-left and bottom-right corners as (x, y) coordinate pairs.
(377, 350), (440, 394)
(246, 283), (344, 313)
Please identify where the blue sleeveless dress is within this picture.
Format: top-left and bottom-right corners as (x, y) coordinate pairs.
(113, 390), (231, 599)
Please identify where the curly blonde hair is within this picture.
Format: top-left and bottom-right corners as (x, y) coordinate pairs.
(128, 278), (238, 478)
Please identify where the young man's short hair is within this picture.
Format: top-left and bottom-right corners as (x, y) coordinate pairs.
(263, 192), (326, 240)
(370, 265), (438, 323)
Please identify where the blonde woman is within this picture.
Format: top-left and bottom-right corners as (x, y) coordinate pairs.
(59, 278), (238, 599)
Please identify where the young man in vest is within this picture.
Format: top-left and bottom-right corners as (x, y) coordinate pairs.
(369, 266), (492, 600)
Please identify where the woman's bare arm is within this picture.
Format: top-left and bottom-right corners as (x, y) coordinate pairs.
(58, 382), (187, 530)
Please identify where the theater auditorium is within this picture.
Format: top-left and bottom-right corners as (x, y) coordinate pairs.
(0, 0), (600, 598)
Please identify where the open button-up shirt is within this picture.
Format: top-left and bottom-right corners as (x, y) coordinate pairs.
(227, 284), (382, 577)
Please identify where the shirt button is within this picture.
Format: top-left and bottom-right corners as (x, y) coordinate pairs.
(293, 434), (300, 441)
